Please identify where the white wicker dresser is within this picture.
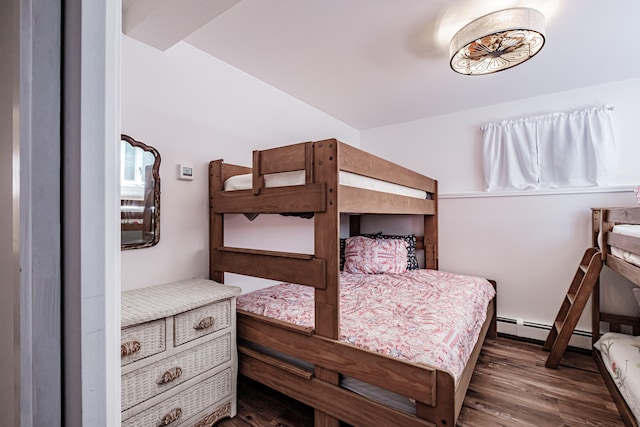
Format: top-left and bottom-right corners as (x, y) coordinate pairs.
(120, 278), (241, 427)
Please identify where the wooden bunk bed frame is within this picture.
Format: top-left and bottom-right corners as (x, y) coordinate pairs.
(208, 139), (497, 427)
(592, 206), (640, 427)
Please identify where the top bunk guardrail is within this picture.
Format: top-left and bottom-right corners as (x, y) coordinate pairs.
(209, 139), (437, 216)
(593, 206), (640, 286)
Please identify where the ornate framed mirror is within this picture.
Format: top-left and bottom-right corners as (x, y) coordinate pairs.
(120, 134), (161, 250)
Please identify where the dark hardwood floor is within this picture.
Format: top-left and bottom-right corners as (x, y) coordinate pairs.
(218, 337), (624, 427)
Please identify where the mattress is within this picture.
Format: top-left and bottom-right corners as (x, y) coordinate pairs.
(594, 332), (640, 424)
(237, 269), (496, 384)
(223, 170), (428, 199)
(611, 224), (640, 267)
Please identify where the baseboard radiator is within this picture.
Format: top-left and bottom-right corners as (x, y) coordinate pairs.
(497, 317), (593, 350)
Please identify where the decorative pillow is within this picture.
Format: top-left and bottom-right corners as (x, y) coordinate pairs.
(343, 236), (408, 274)
(363, 233), (419, 270)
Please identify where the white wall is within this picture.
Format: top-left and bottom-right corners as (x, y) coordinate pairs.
(361, 78), (640, 340)
(120, 36), (359, 291)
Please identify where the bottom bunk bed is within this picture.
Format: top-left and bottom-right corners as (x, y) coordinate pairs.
(593, 314), (640, 427)
(235, 268), (497, 427)
(592, 206), (640, 427)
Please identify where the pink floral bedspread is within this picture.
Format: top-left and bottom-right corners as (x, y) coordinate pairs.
(237, 269), (495, 383)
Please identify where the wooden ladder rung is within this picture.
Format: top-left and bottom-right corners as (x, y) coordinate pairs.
(566, 293), (576, 305)
(554, 320), (564, 334)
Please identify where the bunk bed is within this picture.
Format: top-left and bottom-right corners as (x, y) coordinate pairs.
(592, 206), (640, 427)
(208, 139), (497, 427)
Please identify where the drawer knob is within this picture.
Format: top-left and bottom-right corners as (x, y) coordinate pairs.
(120, 340), (141, 357)
(194, 316), (214, 330)
(157, 407), (182, 426)
(156, 367), (182, 385)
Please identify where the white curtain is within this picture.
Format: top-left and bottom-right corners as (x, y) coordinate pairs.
(482, 106), (616, 192)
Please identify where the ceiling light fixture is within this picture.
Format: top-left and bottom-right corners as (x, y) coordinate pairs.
(449, 7), (545, 75)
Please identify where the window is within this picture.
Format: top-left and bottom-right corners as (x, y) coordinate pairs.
(482, 106), (616, 192)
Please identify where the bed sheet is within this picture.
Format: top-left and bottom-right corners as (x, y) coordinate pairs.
(236, 269), (495, 384)
(594, 332), (640, 424)
(223, 170), (428, 199)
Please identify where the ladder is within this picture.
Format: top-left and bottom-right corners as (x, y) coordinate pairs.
(543, 247), (603, 368)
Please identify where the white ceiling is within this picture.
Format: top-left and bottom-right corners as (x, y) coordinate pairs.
(123, 0), (640, 130)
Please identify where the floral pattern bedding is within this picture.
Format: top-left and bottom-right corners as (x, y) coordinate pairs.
(236, 269), (496, 384)
(594, 332), (640, 423)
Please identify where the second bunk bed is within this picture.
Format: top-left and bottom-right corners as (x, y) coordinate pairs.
(592, 206), (640, 427)
(208, 139), (497, 427)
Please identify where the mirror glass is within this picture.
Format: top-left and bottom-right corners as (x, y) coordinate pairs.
(120, 134), (161, 249)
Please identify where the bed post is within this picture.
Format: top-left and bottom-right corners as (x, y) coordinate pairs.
(313, 139), (341, 427)
(209, 160), (225, 283)
(591, 208), (602, 345)
(424, 180), (438, 270)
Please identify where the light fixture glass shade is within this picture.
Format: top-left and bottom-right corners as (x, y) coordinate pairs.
(450, 8), (545, 75)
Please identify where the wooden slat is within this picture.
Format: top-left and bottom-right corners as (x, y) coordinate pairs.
(256, 141), (309, 175)
(237, 310), (314, 336)
(600, 312), (640, 332)
(338, 186), (435, 215)
(606, 232), (640, 256)
(238, 344), (313, 380)
(605, 207), (640, 225)
(211, 183), (326, 213)
(221, 163), (252, 182)
(219, 246), (314, 260)
(238, 352), (437, 427)
(605, 254), (640, 285)
(212, 248), (326, 289)
(337, 141), (436, 193)
(237, 313), (437, 404)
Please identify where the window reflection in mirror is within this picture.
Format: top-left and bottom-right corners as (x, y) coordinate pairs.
(120, 134), (161, 249)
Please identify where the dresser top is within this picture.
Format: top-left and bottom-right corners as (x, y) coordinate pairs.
(121, 278), (241, 327)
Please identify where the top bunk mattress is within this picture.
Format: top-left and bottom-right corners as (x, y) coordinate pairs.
(236, 269), (496, 384)
(611, 224), (640, 267)
(223, 170), (429, 199)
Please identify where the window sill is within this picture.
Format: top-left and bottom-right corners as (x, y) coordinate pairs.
(440, 185), (637, 199)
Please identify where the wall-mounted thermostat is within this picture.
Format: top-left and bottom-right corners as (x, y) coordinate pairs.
(178, 163), (194, 180)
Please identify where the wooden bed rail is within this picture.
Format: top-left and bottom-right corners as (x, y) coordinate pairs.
(338, 141), (436, 194)
(599, 312), (640, 335)
(238, 350), (443, 427)
(210, 140), (438, 195)
(592, 206), (640, 287)
(212, 247), (327, 289)
(236, 311), (441, 405)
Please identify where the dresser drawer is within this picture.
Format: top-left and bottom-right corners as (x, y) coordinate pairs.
(122, 333), (232, 411)
(121, 319), (166, 366)
(174, 299), (232, 346)
(122, 367), (232, 427)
